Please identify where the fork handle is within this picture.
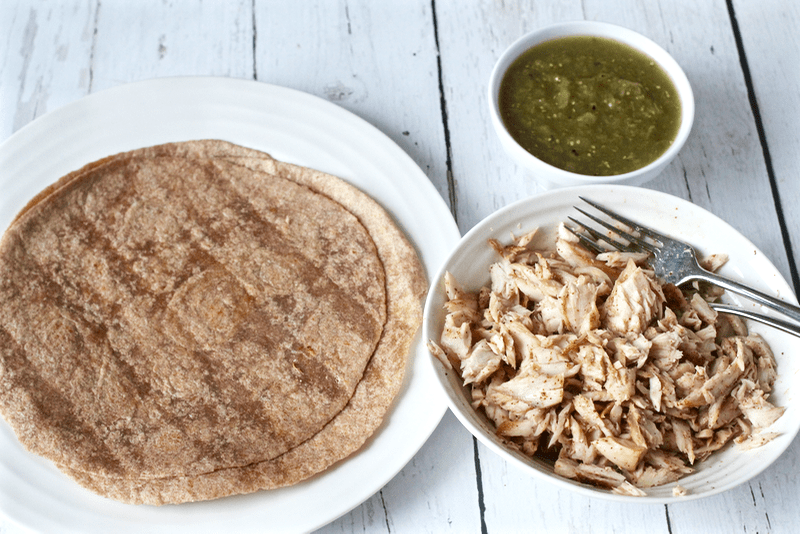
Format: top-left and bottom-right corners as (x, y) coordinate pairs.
(690, 270), (800, 324)
(709, 303), (800, 338)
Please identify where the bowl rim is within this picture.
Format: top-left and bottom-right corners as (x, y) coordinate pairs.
(487, 21), (695, 185)
(423, 184), (800, 503)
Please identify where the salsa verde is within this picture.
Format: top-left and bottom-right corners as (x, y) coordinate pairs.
(499, 36), (682, 176)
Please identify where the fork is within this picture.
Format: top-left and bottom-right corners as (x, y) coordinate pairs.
(568, 197), (800, 335)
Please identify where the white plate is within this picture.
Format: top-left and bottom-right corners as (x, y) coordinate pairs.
(0, 77), (460, 533)
(424, 185), (800, 503)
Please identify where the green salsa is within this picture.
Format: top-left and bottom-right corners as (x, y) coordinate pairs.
(498, 36), (682, 176)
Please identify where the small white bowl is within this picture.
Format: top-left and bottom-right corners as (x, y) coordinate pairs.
(423, 185), (800, 502)
(488, 22), (695, 189)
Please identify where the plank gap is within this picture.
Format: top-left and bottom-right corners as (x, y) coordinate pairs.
(430, 0), (458, 224)
(472, 437), (488, 534)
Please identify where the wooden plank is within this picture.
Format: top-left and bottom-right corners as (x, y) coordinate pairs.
(254, 0), (451, 206)
(318, 412), (481, 533)
(89, 0), (254, 91)
(477, 446), (670, 532)
(0, 1), (96, 139)
(668, 473), (795, 533)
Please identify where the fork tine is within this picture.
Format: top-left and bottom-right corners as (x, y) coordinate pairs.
(567, 216), (635, 253)
(573, 207), (657, 254)
(579, 197), (670, 244)
(564, 223), (606, 254)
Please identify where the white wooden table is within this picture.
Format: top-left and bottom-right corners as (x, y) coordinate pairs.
(2, 1), (799, 532)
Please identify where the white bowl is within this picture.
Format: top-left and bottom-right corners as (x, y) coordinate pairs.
(423, 185), (800, 502)
(488, 22), (695, 189)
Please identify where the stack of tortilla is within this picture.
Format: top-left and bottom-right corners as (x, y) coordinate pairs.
(0, 140), (426, 505)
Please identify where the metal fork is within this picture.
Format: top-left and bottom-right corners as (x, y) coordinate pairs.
(568, 197), (800, 336)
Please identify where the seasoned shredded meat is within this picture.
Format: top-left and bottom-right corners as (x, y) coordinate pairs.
(429, 225), (785, 494)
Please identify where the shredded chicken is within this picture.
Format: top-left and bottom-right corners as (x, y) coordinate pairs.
(428, 224), (784, 495)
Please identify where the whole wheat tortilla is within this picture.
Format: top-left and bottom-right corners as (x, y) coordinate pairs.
(0, 140), (427, 504)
